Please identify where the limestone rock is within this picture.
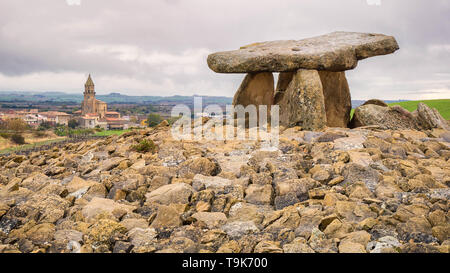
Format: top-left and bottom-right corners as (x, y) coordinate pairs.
(192, 212), (227, 229)
(82, 197), (135, 222)
(254, 241), (283, 253)
(283, 237), (315, 253)
(221, 221), (259, 239)
(149, 204), (184, 228)
(342, 163), (380, 192)
(244, 184), (273, 205)
(341, 230), (372, 247)
(52, 229), (83, 253)
(441, 131), (450, 142)
(318, 71), (352, 127)
(232, 72), (274, 109)
(86, 219), (127, 248)
(432, 225), (450, 243)
(277, 69), (327, 130)
(178, 157), (221, 178)
(315, 131), (347, 142)
(25, 223), (56, 246)
(323, 219), (353, 239)
(274, 193), (300, 210)
(350, 104), (419, 130)
(145, 183), (194, 205)
(0, 245), (21, 253)
(338, 241), (366, 253)
(362, 99), (388, 107)
(267, 206), (302, 233)
(333, 136), (366, 151)
(274, 72), (295, 105)
(127, 227), (157, 248)
(308, 227), (338, 253)
(227, 202), (266, 225)
(208, 32), (399, 73)
(415, 103), (450, 130)
(366, 236), (401, 253)
(120, 218), (149, 231)
(66, 176), (99, 194)
(192, 174), (233, 194)
(275, 178), (317, 201)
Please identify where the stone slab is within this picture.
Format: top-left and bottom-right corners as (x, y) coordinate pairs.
(208, 32), (399, 73)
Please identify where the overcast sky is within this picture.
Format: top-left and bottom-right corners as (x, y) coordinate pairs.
(0, 0), (449, 100)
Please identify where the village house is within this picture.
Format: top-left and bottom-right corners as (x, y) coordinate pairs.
(0, 109), (66, 127)
(39, 111), (72, 126)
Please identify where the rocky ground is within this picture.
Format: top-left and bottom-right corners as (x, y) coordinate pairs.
(0, 122), (449, 253)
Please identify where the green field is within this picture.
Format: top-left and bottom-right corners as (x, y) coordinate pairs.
(0, 138), (67, 155)
(350, 99), (450, 120)
(387, 99), (450, 120)
(0, 130), (132, 154)
(93, 129), (131, 137)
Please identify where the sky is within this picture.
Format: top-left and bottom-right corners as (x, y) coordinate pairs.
(0, 0), (449, 100)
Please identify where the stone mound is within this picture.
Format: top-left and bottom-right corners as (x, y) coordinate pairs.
(0, 123), (449, 253)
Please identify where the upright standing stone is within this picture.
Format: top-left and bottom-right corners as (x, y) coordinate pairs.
(318, 71), (352, 128)
(274, 72), (295, 105)
(233, 72), (274, 112)
(277, 69), (327, 130)
(275, 70), (351, 128)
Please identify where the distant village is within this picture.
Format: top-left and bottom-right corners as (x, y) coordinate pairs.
(0, 75), (149, 130)
(0, 75), (237, 135)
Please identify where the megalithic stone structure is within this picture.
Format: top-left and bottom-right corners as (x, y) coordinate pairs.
(207, 31), (399, 130)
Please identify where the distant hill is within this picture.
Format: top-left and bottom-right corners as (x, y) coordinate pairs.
(0, 91), (412, 107)
(352, 99), (408, 108)
(5, 92), (446, 119)
(0, 91), (233, 105)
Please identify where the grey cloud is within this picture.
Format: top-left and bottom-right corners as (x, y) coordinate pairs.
(0, 0), (449, 99)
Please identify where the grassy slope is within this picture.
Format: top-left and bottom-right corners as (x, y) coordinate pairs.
(0, 130), (131, 154)
(0, 138), (67, 155)
(350, 99), (450, 120)
(387, 99), (450, 120)
(93, 129), (131, 137)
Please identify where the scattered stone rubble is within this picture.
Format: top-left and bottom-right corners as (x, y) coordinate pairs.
(0, 120), (449, 253)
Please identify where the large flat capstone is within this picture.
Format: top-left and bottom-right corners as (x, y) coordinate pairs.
(207, 32), (399, 73)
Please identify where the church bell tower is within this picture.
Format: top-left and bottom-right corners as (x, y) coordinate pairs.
(84, 74), (95, 96)
(82, 74), (96, 115)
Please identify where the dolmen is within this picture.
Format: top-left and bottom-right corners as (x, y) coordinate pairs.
(207, 31), (399, 130)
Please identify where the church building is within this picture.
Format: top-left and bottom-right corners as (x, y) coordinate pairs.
(81, 74), (107, 119)
(78, 74), (125, 129)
